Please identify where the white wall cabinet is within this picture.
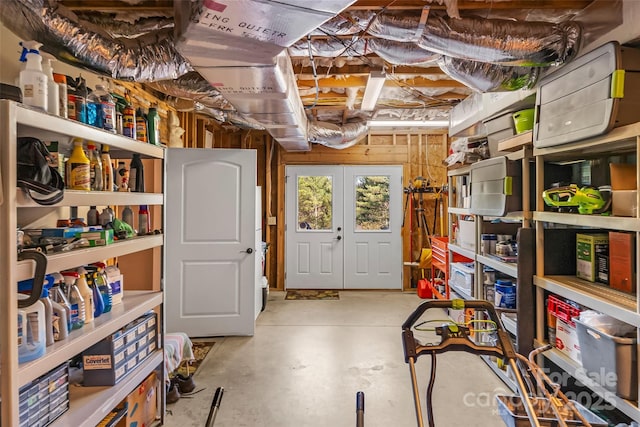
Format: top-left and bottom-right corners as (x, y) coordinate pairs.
(0, 100), (165, 426)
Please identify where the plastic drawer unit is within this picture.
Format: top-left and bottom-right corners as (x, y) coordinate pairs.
(470, 156), (522, 217)
(534, 41), (640, 148)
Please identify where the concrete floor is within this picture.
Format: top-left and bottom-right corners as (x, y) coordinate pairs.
(164, 291), (511, 427)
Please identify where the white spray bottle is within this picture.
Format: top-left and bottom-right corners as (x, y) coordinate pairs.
(18, 41), (48, 111)
(41, 52), (60, 116)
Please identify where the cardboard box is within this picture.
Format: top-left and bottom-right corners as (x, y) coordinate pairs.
(609, 231), (636, 293)
(82, 332), (128, 386)
(123, 372), (157, 427)
(457, 219), (475, 250)
(77, 229), (114, 246)
(555, 318), (581, 363)
(612, 190), (638, 217)
(576, 233), (609, 282)
(610, 163), (636, 190)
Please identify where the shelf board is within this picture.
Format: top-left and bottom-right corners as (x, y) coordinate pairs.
(480, 355), (518, 393)
(540, 347), (640, 422)
(533, 121), (640, 160)
(448, 207), (472, 215)
(447, 164), (472, 177)
(534, 275), (640, 327)
(533, 211), (640, 232)
(17, 291), (163, 387)
(497, 131), (533, 153)
(448, 282), (474, 301)
(17, 190), (164, 208)
(52, 350), (163, 427)
(476, 254), (517, 278)
(448, 243), (476, 260)
(11, 101), (165, 159)
(17, 234), (164, 281)
(500, 313), (517, 337)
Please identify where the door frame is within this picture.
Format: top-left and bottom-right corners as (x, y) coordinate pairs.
(284, 164), (403, 290)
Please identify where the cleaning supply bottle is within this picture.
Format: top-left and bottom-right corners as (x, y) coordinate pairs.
(122, 205), (134, 228)
(89, 262), (112, 313)
(42, 54), (59, 116)
(122, 92), (136, 138)
(82, 266), (105, 317)
(87, 141), (103, 191)
(147, 104), (160, 145)
(53, 73), (68, 118)
(49, 272), (72, 335)
(75, 75), (88, 123)
(135, 107), (148, 142)
(101, 144), (115, 192)
(73, 267), (95, 324)
(87, 84), (116, 133)
(39, 286), (55, 346)
(99, 208), (113, 226)
(116, 161), (129, 192)
(68, 138), (90, 191)
(61, 271), (85, 330)
(129, 153), (145, 192)
(138, 205), (150, 235)
(18, 41), (47, 111)
(87, 205), (99, 226)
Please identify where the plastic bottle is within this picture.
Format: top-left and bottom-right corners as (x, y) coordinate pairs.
(87, 84), (116, 133)
(81, 266), (105, 318)
(87, 206), (99, 226)
(18, 42), (47, 111)
(138, 205), (150, 235)
(122, 205), (134, 227)
(39, 286), (55, 346)
(89, 263), (112, 313)
(147, 104), (160, 145)
(87, 142), (103, 191)
(129, 153), (145, 193)
(122, 92), (136, 138)
(136, 108), (148, 142)
(53, 73), (68, 118)
(73, 267), (95, 324)
(49, 272), (72, 334)
(60, 272), (85, 330)
(42, 54), (59, 116)
(51, 298), (68, 341)
(101, 144), (115, 192)
(68, 139), (90, 191)
(99, 208), (113, 226)
(115, 161), (129, 192)
(75, 76), (88, 124)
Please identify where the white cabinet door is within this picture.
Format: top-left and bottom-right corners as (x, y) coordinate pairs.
(165, 148), (257, 336)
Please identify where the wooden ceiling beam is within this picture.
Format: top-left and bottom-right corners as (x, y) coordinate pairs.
(294, 64), (444, 76)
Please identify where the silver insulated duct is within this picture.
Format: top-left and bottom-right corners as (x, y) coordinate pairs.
(175, 0), (357, 151)
(308, 121), (368, 150)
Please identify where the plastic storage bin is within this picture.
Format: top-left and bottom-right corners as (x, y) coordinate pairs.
(574, 317), (638, 400)
(496, 395), (607, 427)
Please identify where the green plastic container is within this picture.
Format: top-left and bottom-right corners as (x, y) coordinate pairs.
(512, 108), (535, 134)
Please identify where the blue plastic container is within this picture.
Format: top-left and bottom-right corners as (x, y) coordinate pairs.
(494, 280), (516, 309)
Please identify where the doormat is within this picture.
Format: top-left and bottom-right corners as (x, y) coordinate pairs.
(175, 341), (215, 377)
(285, 290), (340, 300)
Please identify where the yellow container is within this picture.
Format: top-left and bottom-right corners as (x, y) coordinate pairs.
(68, 139), (90, 190)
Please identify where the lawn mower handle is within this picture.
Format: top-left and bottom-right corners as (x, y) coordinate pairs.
(402, 299), (500, 330)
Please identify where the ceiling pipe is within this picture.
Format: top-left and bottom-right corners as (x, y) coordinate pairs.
(308, 121), (368, 149)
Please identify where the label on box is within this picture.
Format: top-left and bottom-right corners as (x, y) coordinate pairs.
(83, 355), (112, 370)
(576, 233), (609, 282)
(127, 358), (137, 371)
(555, 318), (581, 363)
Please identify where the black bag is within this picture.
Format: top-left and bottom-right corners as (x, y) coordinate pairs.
(17, 137), (64, 205)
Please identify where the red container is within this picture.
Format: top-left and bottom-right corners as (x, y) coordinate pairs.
(417, 278), (432, 299)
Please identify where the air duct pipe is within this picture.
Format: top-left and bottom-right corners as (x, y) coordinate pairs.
(308, 121), (368, 150)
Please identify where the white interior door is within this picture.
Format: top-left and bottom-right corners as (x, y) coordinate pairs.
(285, 165), (402, 290)
(285, 166), (344, 289)
(165, 148), (257, 336)
(343, 166), (403, 289)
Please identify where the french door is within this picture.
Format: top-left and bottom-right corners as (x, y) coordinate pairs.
(285, 165), (402, 290)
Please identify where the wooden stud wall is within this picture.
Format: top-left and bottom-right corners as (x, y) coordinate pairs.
(177, 115), (450, 292)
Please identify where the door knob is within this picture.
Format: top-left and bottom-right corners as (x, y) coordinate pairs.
(244, 248), (254, 254)
(335, 235), (342, 241)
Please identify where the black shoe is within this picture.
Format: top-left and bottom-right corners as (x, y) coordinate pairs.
(171, 373), (196, 394)
(166, 381), (181, 404)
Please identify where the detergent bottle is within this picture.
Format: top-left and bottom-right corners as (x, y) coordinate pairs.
(101, 144), (115, 192)
(60, 271), (86, 330)
(74, 267), (95, 323)
(17, 295), (46, 363)
(18, 274), (55, 347)
(78, 266), (103, 318)
(68, 138), (90, 191)
(18, 41), (47, 111)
